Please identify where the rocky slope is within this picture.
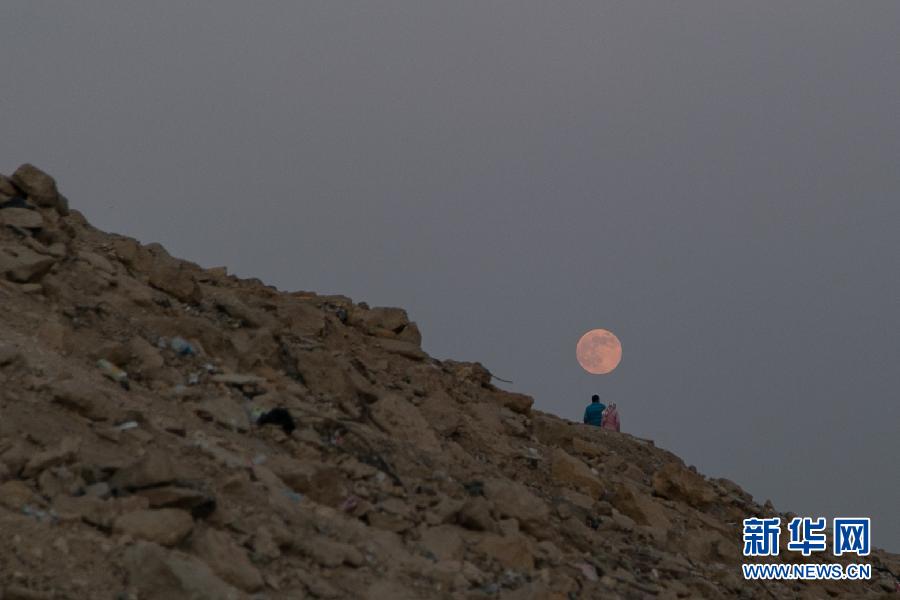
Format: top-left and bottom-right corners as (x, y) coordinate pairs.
(0, 164), (897, 599)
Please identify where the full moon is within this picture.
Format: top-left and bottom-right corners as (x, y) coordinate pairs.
(576, 329), (622, 375)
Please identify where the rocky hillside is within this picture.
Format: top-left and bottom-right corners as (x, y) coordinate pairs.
(0, 164), (897, 599)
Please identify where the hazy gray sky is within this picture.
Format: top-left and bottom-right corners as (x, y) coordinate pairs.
(2, 2), (898, 550)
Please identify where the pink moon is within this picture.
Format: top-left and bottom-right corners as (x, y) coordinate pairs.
(576, 329), (622, 375)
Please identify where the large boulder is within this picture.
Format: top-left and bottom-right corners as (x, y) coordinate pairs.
(571, 437), (606, 459)
(114, 508), (194, 547)
(490, 390), (534, 415)
(110, 449), (183, 491)
(550, 448), (604, 498)
(348, 306), (421, 343)
(0, 207), (43, 229)
(0, 243), (56, 282)
(123, 541), (245, 600)
(148, 259), (202, 303)
(611, 482), (673, 530)
(136, 486), (214, 515)
(192, 527), (264, 592)
(418, 525), (465, 561)
(652, 462), (717, 508)
(370, 394), (442, 454)
(0, 174), (18, 199)
(483, 478), (549, 534)
(49, 380), (112, 421)
(374, 337), (427, 360)
(0, 343), (21, 367)
(10, 163), (61, 209)
(443, 360), (492, 387)
(22, 436), (81, 478)
(267, 456), (349, 507)
(193, 396), (250, 432)
(53, 495), (150, 529)
(474, 532), (535, 570)
(347, 306), (409, 335)
(0, 480), (39, 511)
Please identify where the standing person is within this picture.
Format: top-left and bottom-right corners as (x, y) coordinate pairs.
(601, 403), (620, 432)
(582, 394), (605, 427)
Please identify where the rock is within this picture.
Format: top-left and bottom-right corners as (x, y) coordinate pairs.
(367, 510), (414, 533)
(0, 441), (34, 477)
(571, 437), (606, 459)
(350, 305), (411, 332)
(370, 394), (441, 454)
(682, 528), (741, 563)
(557, 488), (595, 513)
(49, 380), (110, 421)
(19, 282), (42, 294)
(456, 497), (497, 532)
(611, 482), (672, 530)
(0, 174), (18, 198)
(53, 494), (149, 529)
(296, 571), (343, 599)
(56, 194), (70, 215)
(443, 360), (492, 386)
(192, 527), (264, 592)
(84, 482), (111, 498)
(491, 390), (534, 415)
(110, 449), (181, 491)
(418, 391), (465, 435)
(90, 340), (131, 365)
(0, 207), (43, 229)
(0, 343), (21, 367)
(114, 508), (194, 547)
(123, 541), (245, 600)
(22, 436), (81, 478)
(714, 477), (753, 504)
(535, 540), (563, 566)
(35, 319), (69, 352)
(210, 373), (265, 387)
(44, 242), (68, 259)
(364, 581), (422, 600)
(148, 259), (201, 303)
(0, 243), (56, 282)
(250, 526), (281, 562)
(475, 533), (535, 570)
(397, 321), (422, 345)
(10, 164), (60, 209)
(419, 525), (465, 561)
(208, 290), (271, 328)
(374, 337), (427, 360)
(652, 462), (716, 508)
(550, 448), (604, 498)
(194, 396), (250, 432)
(77, 250), (115, 274)
(348, 306), (424, 345)
(128, 336), (166, 375)
(278, 301), (326, 337)
(268, 457), (348, 506)
(136, 486), (214, 515)
(483, 479), (549, 534)
(38, 466), (83, 498)
(0, 480), (37, 511)
(295, 536), (363, 568)
(423, 559), (471, 591)
(2, 584), (55, 600)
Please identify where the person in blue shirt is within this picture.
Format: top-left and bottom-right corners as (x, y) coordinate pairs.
(583, 394), (605, 427)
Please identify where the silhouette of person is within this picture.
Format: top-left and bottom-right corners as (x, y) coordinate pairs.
(582, 394), (605, 427)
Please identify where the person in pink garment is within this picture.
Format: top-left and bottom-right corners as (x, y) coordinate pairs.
(600, 403), (620, 432)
